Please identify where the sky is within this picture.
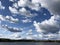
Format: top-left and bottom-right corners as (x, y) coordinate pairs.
(0, 0), (60, 40)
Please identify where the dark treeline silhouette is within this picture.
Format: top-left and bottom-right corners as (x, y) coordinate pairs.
(0, 38), (60, 42)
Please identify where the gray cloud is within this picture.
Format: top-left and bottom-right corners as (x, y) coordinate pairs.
(33, 15), (60, 33)
(39, 0), (60, 15)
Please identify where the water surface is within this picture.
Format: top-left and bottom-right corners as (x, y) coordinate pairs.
(0, 42), (60, 45)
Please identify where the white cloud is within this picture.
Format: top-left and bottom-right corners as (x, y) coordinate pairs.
(18, 0), (27, 7)
(25, 36), (33, 39)
(0, 21), (1, 27)
(9, 0), (17, 2)
(0, 15), (19, 23)
(19, 8), (27, 12)
(21, 19), (32, 23)
(0, 32), (22, 40)
(11, 0), (59, 15)
(1, 0), (60, 40)
(12, 3), (18, 8)
(0, 34), (3, 37)
(1, 24), (22, 32)
(28, 0), (41, 11)
(0, 15), (5, 21)
(33, 15), (60, 33)
(17, 0), (41, 11)
(0, 25), (60, 40)
(40, 15), (60, 33)
(6, 16), (19, 23)
(9, 0), (41, 17)
(9, 6), (18, 14)
(19, 8), (33, 17)
(28, 3), (41, 11)
(33, 21), (44, 33)
(33, 34), (38, 38)
(9, 6), (36, 17)
(0, 1), (5, 10)
(43, 33), (60, 40)
(9, 0), (14, 2)
(0, 34), (8, 39)
(9, 33), (21, 39)
(26, 29), (33, 35)
(23, 29), (34, 39)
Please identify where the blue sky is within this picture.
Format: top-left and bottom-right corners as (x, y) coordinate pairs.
(0, 0), (60, 40)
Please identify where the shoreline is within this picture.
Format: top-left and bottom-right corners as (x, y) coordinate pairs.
(0, 38), (60, 42)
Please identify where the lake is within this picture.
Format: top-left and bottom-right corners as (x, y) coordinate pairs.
(0, 42), (60, 45)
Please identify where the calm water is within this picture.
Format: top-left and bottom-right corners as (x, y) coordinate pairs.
(0, 42), (60, 45)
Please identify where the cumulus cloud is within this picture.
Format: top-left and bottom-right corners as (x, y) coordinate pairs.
(9, 0), (41, 17)
(17, 0), (27, 7)
(0, 32), (22, 40)
(21, 18), (32, 23)
(0, 15), (19, 23)
(0, 0), (60, 40)
(9, 0), (15, 2)
(9, 6), (37, 17)
(19, 8), (35, 17)
(22, 29), (35, 39)
(26, 29), (33, 35)
(0, 1), (5, 10)
(17, 0), (41, 11)
(33, 15), (60, 33)
(39, 0), (60, 15)
(0, 15), (5, 21)
(0, 25), (60, 40)
(9, 33), (22, 40)
(9, 6), (18, 14)
(34, 33), (60, 40)
(1, 24), (22, 32)
(12, 3), (19, 8)
(33, 21), (44, 33)
(24, 29), (54, 40)
(24, 29), (42, 40)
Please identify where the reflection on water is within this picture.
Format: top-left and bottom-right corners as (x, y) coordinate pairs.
(0, 42), (60, 45)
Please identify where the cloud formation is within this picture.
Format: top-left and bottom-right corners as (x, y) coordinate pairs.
(33, 15), (60, 33)
(9, 0), (41, 17)
(1, 24), (22, 32)
(21, 18), (32, 23)
(0, 1), (5, 10)
(0, 15), (19, 23)
(0, 0), (60, 40)
(39, 0), (60, 15)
